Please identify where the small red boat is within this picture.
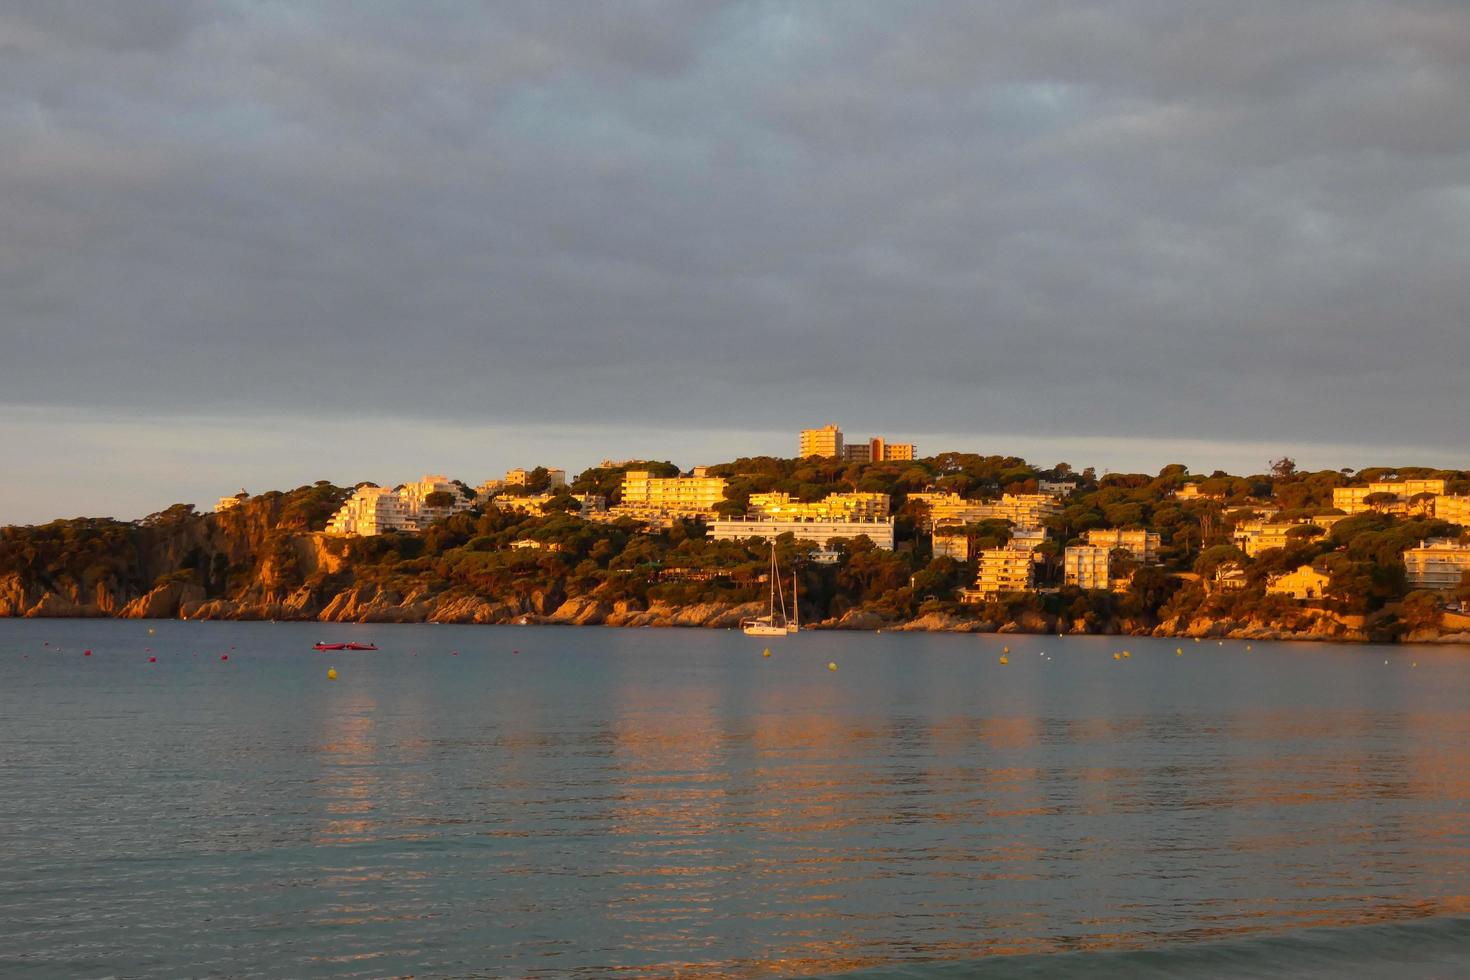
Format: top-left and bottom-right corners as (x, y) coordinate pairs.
(343, 642), (378, 651)
(313, 642), (346, 651)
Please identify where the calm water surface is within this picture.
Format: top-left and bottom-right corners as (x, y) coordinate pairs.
(2, 620), (1469, 978)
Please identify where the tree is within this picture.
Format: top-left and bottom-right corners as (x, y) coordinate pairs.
(1363, 492), (1399, 512)
(1270, 457), (1298, 479)
(423, 490), (456, 509)
(1398, 590), (1443, 636)
(541, 494), (583, 515)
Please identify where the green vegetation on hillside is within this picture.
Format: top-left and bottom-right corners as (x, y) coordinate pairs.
(3, 456), (1468, 637)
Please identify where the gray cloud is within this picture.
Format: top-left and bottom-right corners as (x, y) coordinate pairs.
(3, 0), (1468, 461)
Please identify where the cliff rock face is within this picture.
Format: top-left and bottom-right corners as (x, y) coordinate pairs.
(549, 597), (612, 625)
(891, 612), (992, 633)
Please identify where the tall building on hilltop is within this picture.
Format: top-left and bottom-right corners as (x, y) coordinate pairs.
(799, 425), (844, 459)
(842, 438), (916, 463)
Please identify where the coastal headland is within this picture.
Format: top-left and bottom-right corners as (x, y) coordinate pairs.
(5, 453), (1470, 644)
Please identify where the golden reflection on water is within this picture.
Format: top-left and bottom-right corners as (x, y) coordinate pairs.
(570, 657), (1470, 976)
(262, 646), (1470, 977)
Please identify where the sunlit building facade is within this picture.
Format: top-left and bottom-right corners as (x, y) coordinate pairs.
(798, 425), (844, 459)
(1403, 539), (1470, 593)
(1064, 545), (1112, 590)
(708, 517), (895, 550)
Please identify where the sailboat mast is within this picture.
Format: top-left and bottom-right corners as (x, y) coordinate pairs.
(792, 569), (799, 629)
(773, 544), (787, 622)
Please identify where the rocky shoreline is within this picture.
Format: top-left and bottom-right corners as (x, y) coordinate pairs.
(6, 575), (1470, 644)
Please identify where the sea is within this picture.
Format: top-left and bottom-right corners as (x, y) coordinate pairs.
(2, 620), (1469, 978)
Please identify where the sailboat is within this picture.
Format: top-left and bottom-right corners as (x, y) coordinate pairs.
(743, 542), (793, 637)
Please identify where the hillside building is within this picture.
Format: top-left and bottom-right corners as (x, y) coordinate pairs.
(1435, 495), (1470, 526)
(1085, 528), (1162, 564)
(1037, 480), (1078, 497)
(613, 470), (728, 519)
(748, 491), (890, 522)
(216, 490), (248, 512)
(1266, 564), (1332, 600)
(504, 467), (567, 489)
(326, 475), (474, 536)
(1064, 545), (1112, 590)
(965, 546), (1037, 600)
(798, 425), (844, 459)
(842, 438), (916, 463)
(1333, 479), (1446, 515)
(708, 517), (895, 550)
(498, 493), (606, 517)
(1403, 539), (1470, 593)
(908, 492), (1060, 530)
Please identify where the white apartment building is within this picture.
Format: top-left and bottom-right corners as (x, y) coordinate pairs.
(1064, 545), (1112, 589)
(326, 475), (473, 536)
(967, 546), (1036, 600)
(1038, 480), (1078, 497)
(1403, 539), (1470, 593)
(399, 474), (473, 525)
(708, 517), (895, 550)
(1085, 528), (1162, 564)
(327, 486), (412, 535)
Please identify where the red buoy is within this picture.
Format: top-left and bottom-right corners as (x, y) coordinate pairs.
(220, 654), (228, 661)
(84, 650), (92, 656)
(148, 656), (157, 663)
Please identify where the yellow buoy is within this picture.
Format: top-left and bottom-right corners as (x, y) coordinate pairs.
(148, 628), (156, 635)
(1003, 645), (1010, 654)
(999, 656), (1008, 665)
(1176, 648), (1182, 656)
(327, 667), (338, 681)
(1193, 637), (1200, 643)
(827, 661), (838, 671)
(1122, 651), (1131, 659)
(762, 648), (771, 658)
(1113, 653), (1121, 661)
(1246, 644), (1252, 651)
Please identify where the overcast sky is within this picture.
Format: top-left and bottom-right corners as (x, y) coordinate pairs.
(3, 1), (1468, 524)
